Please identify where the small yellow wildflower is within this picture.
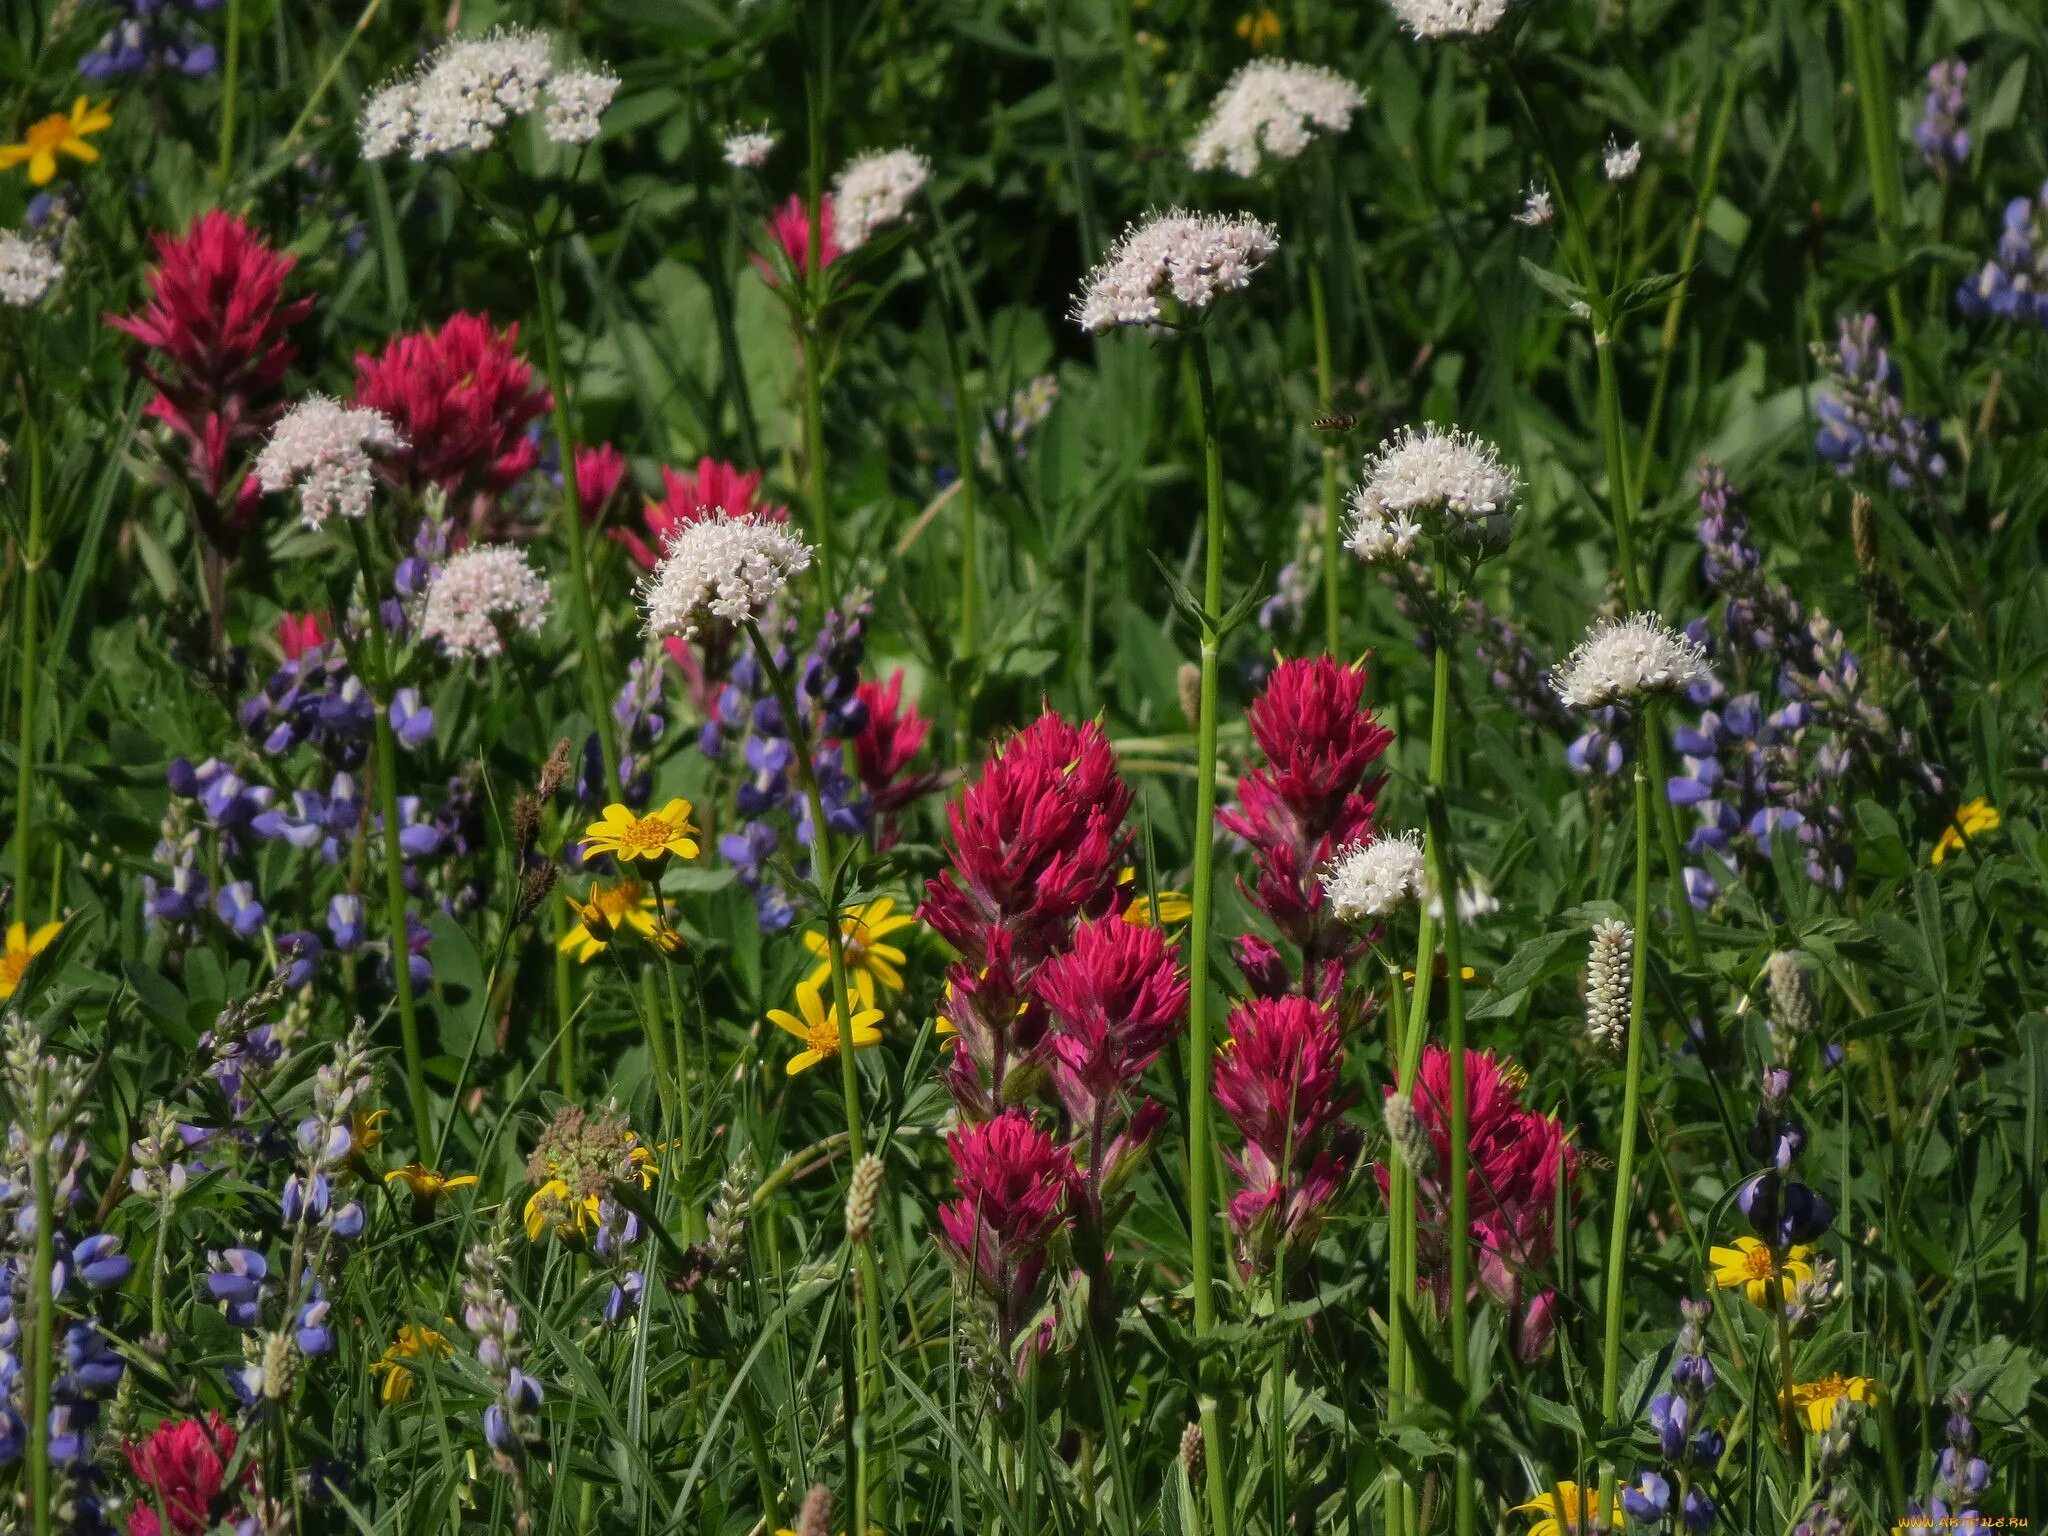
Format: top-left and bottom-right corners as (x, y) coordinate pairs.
(1234, 6), (1281, 48)
(1118, 868), (1191, 928)
(559, 879), (662, 962)
(369, 1323), (454, 1405)
(580, 797), (700, 863)
(1707, 1235), (1814, 1309)
(0, 921), (62, 1000)
(384, 1164), (480, 1219)
(1513, 1482), (1624, 1536)
(803, 897), (915, 1008)
(1784, 1373), (1878, 1433)
(769, 977), (884, 1077)
(0, 98), (113, 186)
(1930, 797), (1999, 865)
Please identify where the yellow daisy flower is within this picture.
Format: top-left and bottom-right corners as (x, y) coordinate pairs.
(0, 98), (113, 186)
(0, 920), (62, 1000)
(580, 797), (700, 863)
(1784, 1373), (1878, 1433)
(1930, 797), (1999, 865)
(768, 977), (884, 1077)
(1513, 1482), (1624, 1536)
(369, 1323), (454, 1405)
(559, 879), (662, 962)
(802, 897), (915, 1008)
(1707, 1235), (1815, 1309)
(384, 1164), (479, 1219)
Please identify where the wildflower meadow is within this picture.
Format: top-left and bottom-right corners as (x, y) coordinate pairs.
(3, 0), (2047, 1533)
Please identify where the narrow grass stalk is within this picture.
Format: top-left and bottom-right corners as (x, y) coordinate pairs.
(1045, 0), (1102, 264)
(1184, 329), (1233, 1535)
(926, 236), (982, 760)
(217, 0), (242, 184)
(528, 247), (620, 793)
(347, 520), (435, 1144)
(1839, 0), (1910, 339)
(1594, 335), (1646, 611)
(1598, 713), (1655, 1508)
(13, 417), (44, 916)
(802, 66), (837, 605)
(1306, 255), (1341, 657)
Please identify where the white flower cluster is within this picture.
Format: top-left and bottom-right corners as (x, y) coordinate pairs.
(1385, 0), (1512, 38)
(641, 513), (814, 640)
(0, 231), (62, 308)
(1071, 210), (1279, 334)
(360, 29), (616, 159)
(1323, 830), (1426, 924)
(1514, 185), (1554, 227)
(1585, 919), (1633, 1051)
(1553, 613), (1711, 710)
(421, 545), (554, 660)
(723, 129), (777, 170)
(543, 69), (621, 147)
(1603, 138), (1642, 181)
(831, 148), (933, 250)
(1187, 60), (1367, 178)
(255, 397), (405, 529)
(1345, 424), (1520, 564)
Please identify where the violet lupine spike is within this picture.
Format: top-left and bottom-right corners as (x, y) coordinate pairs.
(1914, 60), (1969, 171)
(1811, 314), (1947, 490)
(1955, 179), (2048, 327)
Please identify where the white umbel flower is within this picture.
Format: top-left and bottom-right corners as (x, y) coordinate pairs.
(1071, 209), (1279, 334)
(1187, 60), (1366, 178)
(0, 232), (62, 308)
(723, 129), (777, 169)
(542, 68), (619, 147)
(1585, 920), (1633, 1051)
(1552, 613), (1711, 710)
(831, 148), (932, 250)
(255, 397), (405, 529)
(1385, 0), (1512, 38)
(1514, 186), (1554, 227)
(1345, 424), (1519, 557)
(360, 28), (565, 160)
(1603, 138), (1642, 181)
(421, 545), (553, 659)
(641, 513), (814, 640)
(1323, 831), (1426, 923)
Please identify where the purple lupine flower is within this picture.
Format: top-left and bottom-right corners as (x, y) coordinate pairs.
(390, 687), (435, 748)
(213, 880), (266, 939)
(79, 0), (221, 79)
(327, 894), (367, 950)
(68, 1235), (132, 1293)
(1914, 60), (1969, 170)
(277, 930), (322, 988)
(1624, 1296), (1721, 1529)
(1954, 180), (2048, 327)
(1812, 314), (1947, 489)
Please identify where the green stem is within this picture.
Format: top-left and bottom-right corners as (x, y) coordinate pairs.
(528, 248), (620, 792)
(930, 239), (981, 760)
(1598, 717), (1655, 1510)
(1595, 336), (1646, 610)
(801, 330), (834, 606)
(1383, 956), (1411, 1536)
(1045, 0), (1103, 264)
(348, 520), (434, 1144)
(1185, 329), (1233, 1535)
(555, 906), (577, 1097)
(217, 0), (242, 184)
(1307, 258), (1341, 657)
(14, 417), (43, 919)
(27, 1073), (53, 1536)
(1840, 0), (1910, 340)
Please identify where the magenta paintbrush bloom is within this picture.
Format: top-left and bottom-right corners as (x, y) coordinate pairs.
(937, 1110), (1077, 1351)
(352, 312), (550, 501)
(1037, 915), (1188, 1113)
(573, 442), (628, 522)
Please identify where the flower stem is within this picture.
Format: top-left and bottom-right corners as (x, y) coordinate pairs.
(1598, 714), (1655, 1510)
(1306, 255), (1341, 657)
(1045, 0), (1102, 264)
(347, 520), (435, 1145)
(802, 63), (837, 607)
(1594, 335), (1646, 611)
(13, 417), (44, 920)
(1840, 0), (1911, 340)
(927, 235), (981, 761)
(1185, 328), (1234, 1534)
(26, 1073), (53, 1536)
(528, 247), (620, 793)
(217, 0), (242, 185)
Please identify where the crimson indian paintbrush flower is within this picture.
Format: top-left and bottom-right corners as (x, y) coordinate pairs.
(107, 211), (311, 554)
(574, 442), (629, 522)
(1219, 656), (1393, 995)
(1381, 1045), (1577, 1360)
(351, 312), (550, 502)
(610, 456), (789, 570)
(936, 1109), (1077, 1358)
(1036, 916), (1188, 1115)
(1214, 994), (1359, 1270)
(853, 668), (939, 846)
(125, 1411), (243, 1536)
(758, 193), (841, 283)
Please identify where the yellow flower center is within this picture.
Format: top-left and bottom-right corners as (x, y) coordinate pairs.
(594, 880), (646, 921)
(617, 816), (675, 854)
(806, 1018), (843, 1057)
(1743, 1246), (1775, 1281)
(21, 116), (74, 155)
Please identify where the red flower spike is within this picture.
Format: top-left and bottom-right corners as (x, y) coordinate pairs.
(1036, 916), (1188, 1113)
(126, 1412), (240, 1536)
(574, 443), (628, 522)
(275, 611), (328, 660)
(351, 312), (550, 500)
(937, 1110), (1077, 1347)
(107, 211), (311, 511)
(757, 194), (841, 285)
(615, 456), (788, 570)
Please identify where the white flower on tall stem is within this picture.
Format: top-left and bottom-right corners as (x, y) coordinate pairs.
(1384, 0), (1512, 39)
(831, 148), (933, 249)
(359, 28), (608, 160)
(254, 397), (405, 529)
(1187, 60), (1367, 178)
(420, 545), (554, 659)
(1323, 830), (1426, 924)
(1552, 613), (1711, 710)
(640, 512), (814, 640)
(1070, 209), (1279, 333)
(542, 68), (620, 147)
(0, 231), (62, 308)
(1345, 424), (1520, 557)
(723, 129), (777, 170)
(1603, 138), (1642, 181)
(1514, 185), (1554, 227)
